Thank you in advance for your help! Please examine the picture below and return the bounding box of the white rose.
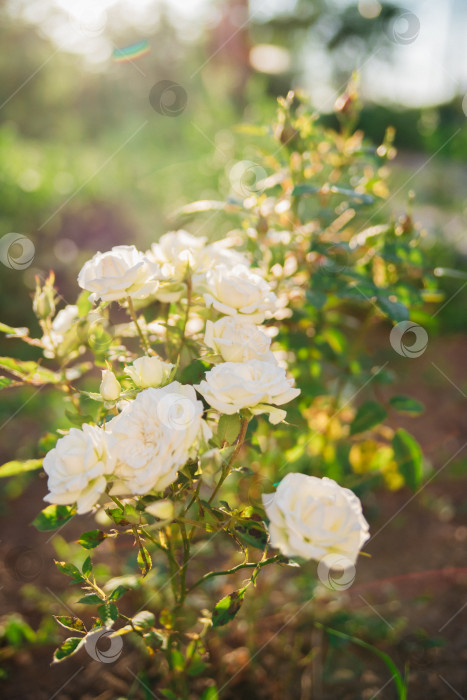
[78,245,161,302]
[198,264,277,323]
[100,369,121,401]
[108,382,211,495]
[149,230,206,282]
[200,238,250,270]
[262,473,370,564]
[42,305,79,358]
[204,317,274,363]
[195,360,300,424]
[43,424,115,514]
[124,356,174,388]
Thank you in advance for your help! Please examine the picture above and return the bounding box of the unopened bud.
[100,369,121,401]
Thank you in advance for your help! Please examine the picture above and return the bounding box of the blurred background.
[1,0,466,456]
[1,1,467,698]
[1,0,466,296]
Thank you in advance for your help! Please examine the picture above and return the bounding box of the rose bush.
[0,91,436,698]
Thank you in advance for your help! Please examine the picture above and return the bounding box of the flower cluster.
[42,230,368,567]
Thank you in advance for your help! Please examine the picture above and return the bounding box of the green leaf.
[0,356,60,384]
[305,289,327,309]
[77,594,103,605]
[98,603,118,626]
[143,629,165,652]
[392,429,423,491]
[54,560,84,583]
[64,409,95,427]
[123,504,140,525]
[187,656,207,677]
[389,395,425,415]
[108,585,129,602]
[318,624,407,700]
[32,504,75,531]
[292,183,373,204]
[76,290,93,317]
[0,459,42,478]
[82,556,92,577]
[201,687,219,700]
[161,690,179,700]
[105,507,128,525]
[350,401,387,436]
[0,322,29,337]
[0,376,20,390]
[170,649,185,672]
[76,529,106,550]
[137,546,152,577]
[235,515,268,551]
[322,328,347,355]
[54,616,86,634]
[376,296,409,322]
[53,637,85,663]
[132,610,155,630]
[291,183,320,196]
[212,587,247,628]
[218,413,242,445]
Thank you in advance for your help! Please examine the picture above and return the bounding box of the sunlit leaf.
[0,458,42,478]
[32,505,75,531]
[53,636,85,663]
[212,587,247,628]
[392,429,423,491]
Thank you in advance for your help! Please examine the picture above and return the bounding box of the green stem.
[126,296,151,354]
[106,492,125,510]
[165,527,181,604]
[178,521,190,605]
[187,555,281,594]
[178,276,192,360]
[208,417,249,504]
